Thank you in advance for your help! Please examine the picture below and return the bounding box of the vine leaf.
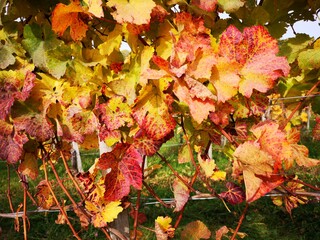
[155,216,175,240]
[312,116,320,140]
[290,144,319,167]
[212,25,290,102]
[233,141,284,202]
[98,96,133,131]
[98,144,143,201]
[83,0,103,18]
[297,45,320,70]
[198,153,216,178]
[219,182,245,205]
[173,177,190,212]
[216,226,229,240]
[192,0,217,12]
[52,0,90,41]
[18,153,39,180]
[181,220,211,240]
[173,77,215,124]
[0,70,35,119]
[14,113,55,142]
[251,120,290,170]
[0,131,27,164]
[107,0,156,25]
[217,0,245,13]
[272,180,308,216]
[85,200,123,227]
[22,24,70,78]
[132,81,176,141]
[35,180,55,209]
[133,129,164,156]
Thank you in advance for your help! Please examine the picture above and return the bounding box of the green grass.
[0,134,319,239]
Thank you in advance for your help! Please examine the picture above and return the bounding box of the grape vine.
[0,0,319,239]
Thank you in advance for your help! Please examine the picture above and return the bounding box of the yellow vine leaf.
[85,200,123,228]
[107,0,156,25]
[83,0,103,18]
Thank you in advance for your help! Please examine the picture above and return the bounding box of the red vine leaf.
[133,129,165,156]
[0,71,35,120]
[0,132,27,164]
[14,113,55,142]
[98,96,133,130]
[171,12,212,69]
[192,0,217,12]
[173,177,190,212]
[98,144,143,201]
[251,120,290,170]
[212,25,290,102]
[219,182,245,205]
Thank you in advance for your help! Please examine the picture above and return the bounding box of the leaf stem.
[59,150,86,201]
[231,203,249,240]
[133,156,146,240]
[6,164,15,214]
[48,158,91,223]
[288,178,320,191]
[156,152,197,193]
[280,80,320,130]
[23,184,28,240]
[41,151,82,240]
[143,181,172,208]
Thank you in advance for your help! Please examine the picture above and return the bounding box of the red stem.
[231,203,249,240]
[156,152,197,193]
[41,152,82,240]
[23,185,28,240]
[280,80,320,130]
[133,156,146,239]
[59,150,86,201]
[143,181,172,208]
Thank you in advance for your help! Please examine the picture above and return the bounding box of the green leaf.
[279,34,312,63]
[0,44,15,69]
[22,24,71,79]
[218,0,245,13]
[298,48,320,70]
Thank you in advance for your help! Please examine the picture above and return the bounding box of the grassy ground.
[0,135,319,239]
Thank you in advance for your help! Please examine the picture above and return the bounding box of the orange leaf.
[18,153,38,180]
[212,25,290,102]
[173,77,215,124]
[52,0,89,41]
[181,220,211,239]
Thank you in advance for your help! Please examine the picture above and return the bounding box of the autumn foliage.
[0,0,320,239]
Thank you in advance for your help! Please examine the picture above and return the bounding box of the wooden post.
[71,142,83,173]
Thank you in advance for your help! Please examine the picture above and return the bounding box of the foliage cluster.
[0,0,320,239]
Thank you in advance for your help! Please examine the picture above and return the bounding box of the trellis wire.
[1,191,319,219]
